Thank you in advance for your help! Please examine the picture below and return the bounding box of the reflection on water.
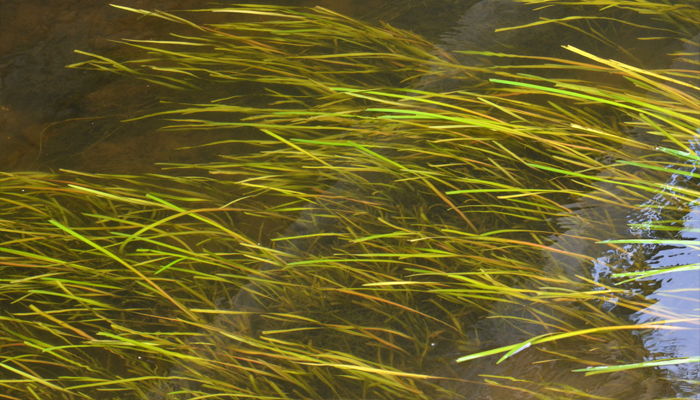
[1,0,698,399]
[626,154,700,394]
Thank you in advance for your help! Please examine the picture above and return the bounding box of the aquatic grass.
[1,172,290,397]
[454,322,691,364]
[2,171,474,399]
[572,356,700,376]
[3,1,699,399]
[68,5,464,94]
[611,263,700,283]
[513,0,700,36]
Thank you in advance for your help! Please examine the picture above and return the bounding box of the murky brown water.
[0,0,473,173]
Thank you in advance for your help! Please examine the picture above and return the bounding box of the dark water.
[0,0,472,173]
[1,0,698,399]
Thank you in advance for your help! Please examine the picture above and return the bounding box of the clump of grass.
[2,2,698,399]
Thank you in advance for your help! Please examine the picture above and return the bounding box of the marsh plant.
[1,1,698,399]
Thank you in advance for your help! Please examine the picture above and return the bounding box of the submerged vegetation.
[1,1,698,399]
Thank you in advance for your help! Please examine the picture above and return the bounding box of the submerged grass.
[2,1,699,399]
